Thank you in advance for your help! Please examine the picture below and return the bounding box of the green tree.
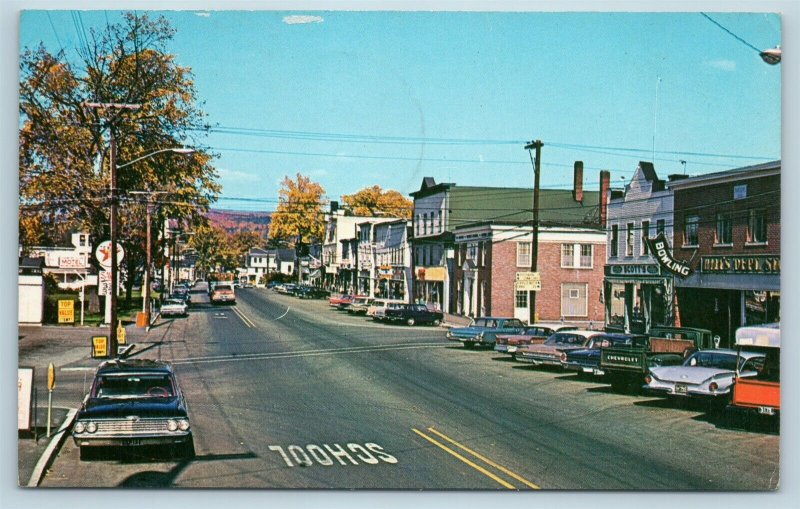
[341,185,412,219]
[268,173,326,247]
[19,12,220,291]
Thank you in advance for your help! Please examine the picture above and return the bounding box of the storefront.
[677,254,780,347]
[603,263,673,333]
[415,266,445,310]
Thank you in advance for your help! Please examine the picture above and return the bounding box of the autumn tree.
[188,224,228,276]
[229,230,265,265]
[341,185,412,219]
[268,174,326,247]
[19,12,220,296]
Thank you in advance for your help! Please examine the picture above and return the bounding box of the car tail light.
[709,382,718,391]
[644,375,652,384]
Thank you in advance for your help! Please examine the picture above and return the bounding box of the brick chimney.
[599,170,611,227]
[573,161,584,203]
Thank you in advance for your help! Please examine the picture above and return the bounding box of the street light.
[117,147,195,169]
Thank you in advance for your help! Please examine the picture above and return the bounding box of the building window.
[467,243,478,264]
[610,225,618,257]
[656,219,665,235]
[580,244,593,268]
[416,214,421,236]
[561,283,588,317]
[423,213,428,235]
[641,220,650,254]
[515,290,528,308]
[516,242,531,267]
[748,209,767,244]
[715,213,733,245]
[684,215,699,246]
[561,244,574,267]
[626,222,635,256]
[734,184,748,200]
[437,211,443,232]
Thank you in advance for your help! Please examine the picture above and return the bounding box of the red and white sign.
[98,271,112,296]
[59,255,86,269]
[96,240,124,268]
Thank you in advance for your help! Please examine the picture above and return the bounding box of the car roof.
[735,324,780,348]
[551,329,606,338]
[96,359,173,375]
[692,348,763,359]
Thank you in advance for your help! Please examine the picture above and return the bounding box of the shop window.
[517,242,531,267]
[641,220,650,254]
[515,290,528,308]
[748,209,767,244]
[561,283,588,317]
[715,213,733,245]
[684,215,699,246]
[626,223,635,256]
[610,225,618,257]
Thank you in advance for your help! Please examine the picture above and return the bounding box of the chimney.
[573,161,584,203]
[599,170,611,227]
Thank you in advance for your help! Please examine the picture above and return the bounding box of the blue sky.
[19,9,782,211]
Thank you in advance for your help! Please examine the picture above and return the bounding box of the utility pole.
[84,102,141,358]
[130,190,166,331]
[525,139,543,325]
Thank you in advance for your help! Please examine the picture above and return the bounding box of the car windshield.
[92,374,175,399]
[164,299,183,306]
[545,333,588,346]
[472,319,496,328]
[683,351,739,370]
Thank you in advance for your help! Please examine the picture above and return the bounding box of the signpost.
[515,271,542,292]
[58,300,75,324]
[91,336,109,358]
[117,321,126,346]
[46,363,55,438]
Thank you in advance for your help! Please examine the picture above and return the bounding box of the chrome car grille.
[97,419,168,434]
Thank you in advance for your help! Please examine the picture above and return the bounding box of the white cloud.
[708,59,737,72]
[194,12,211,18]
[283,15,324,25]
[217,168,259,183]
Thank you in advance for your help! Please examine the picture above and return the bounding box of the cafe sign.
[644,233,693,278]
[701,255,780,275]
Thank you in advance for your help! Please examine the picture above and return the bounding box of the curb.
[26,408,77,487]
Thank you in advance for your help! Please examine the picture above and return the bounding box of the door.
[514,289,530,323]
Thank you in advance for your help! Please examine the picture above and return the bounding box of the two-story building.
[451,164,609,324]
[356,219,412,300]
[670,160,780,346]
[604,162,683,333]
[243,247,296,285]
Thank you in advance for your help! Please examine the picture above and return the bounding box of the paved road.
[38,284,780,489]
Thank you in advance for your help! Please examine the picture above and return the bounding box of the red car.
[495,323,578,360]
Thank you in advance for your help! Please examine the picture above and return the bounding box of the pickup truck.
[383,304,443,326]
[599,326,715,392]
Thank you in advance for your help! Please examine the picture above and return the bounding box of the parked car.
[446,317,526,348]
[72,359,195,460]
[495,323,578,359]
[643,349,765,411]
[267,281,281,290]
[347,297,375,314]
[172,287,191,303]
[730,324,780,418]
[372,302,406,322]
[296,286,330,299]
[367,299,405,318]
[160,298,188,318]
[517,330,606,367]
[210,283,236,304]
[278,283,298,295]
[383,303,444,326]
[562,333,648,376]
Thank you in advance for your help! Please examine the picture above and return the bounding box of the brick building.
[448,163,610,324]
[669,160,780,346]
[454,224,606,325]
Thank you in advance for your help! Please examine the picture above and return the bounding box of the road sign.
[96,240,125,268]
[47,363,55,390]
[117,323,126,346]
[515,272,542,291]
[98,271,111,296]
[91,336,108,358]
[58,300,75,323]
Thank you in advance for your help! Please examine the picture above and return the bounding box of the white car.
[644,349,764,403]
[161,298,188,317]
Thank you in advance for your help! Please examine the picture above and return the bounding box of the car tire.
[432,319,441,326]
[407,318,416,326]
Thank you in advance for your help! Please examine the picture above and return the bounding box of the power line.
[701,12,762,53]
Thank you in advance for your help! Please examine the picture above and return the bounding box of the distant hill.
[207,209,272,237]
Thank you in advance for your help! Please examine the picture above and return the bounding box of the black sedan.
[72,359,195,460]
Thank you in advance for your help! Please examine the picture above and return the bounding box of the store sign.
[96,240,125,268]
[58,300,74,323]
[605,264,661,276]
[59,255,86,269]
[701,255,780,275]
[644,233,693,278]
[515,272,541,291]
[91,336,109,358]
[98,271,112,296]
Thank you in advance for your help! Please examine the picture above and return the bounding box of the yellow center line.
[426,427,540,490]
[231,306,255,328]
[411,428,516,490]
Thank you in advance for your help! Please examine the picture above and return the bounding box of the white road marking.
[268,442,397,467]
[275,307,290,320]
[171,342,447,366]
